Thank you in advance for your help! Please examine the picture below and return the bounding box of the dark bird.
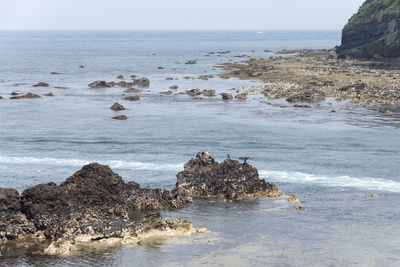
[239,156,251,163]
[227,153,231,160]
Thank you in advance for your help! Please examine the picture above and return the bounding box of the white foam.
[0,156,183,171]
[259,170,400,193]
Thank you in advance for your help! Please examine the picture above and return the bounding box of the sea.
[0,30,400,266]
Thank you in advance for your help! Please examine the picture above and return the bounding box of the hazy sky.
[0,0,365,30]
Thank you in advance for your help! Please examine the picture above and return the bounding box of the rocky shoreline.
[0,152,282,256]
[219,49,400,106]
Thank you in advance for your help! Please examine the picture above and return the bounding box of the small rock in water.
[160,91,173,95]
[110,102,125,110]
[44,92,54,96]
[157,66,165,69]
[50,72,63,75]
[116,75,124,79]
[123,88,141,93]
[123,95,140,101]
[295,205,305,210]
[33,82,49,87]
[169,85,179,89]
[221,93,233,100]
[112,115,128,120]
[294,104,311,108]
[186,89,201,96]
[202,89,216,97]
[287,196,300,204]
[10,93,41,99]
[379,109,392,114]
[185,60,197,65]
[365,193,378,197]
[10,92,19,95]
[235,93,248,100]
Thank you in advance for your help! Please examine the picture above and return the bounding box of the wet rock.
[287,196,300,204]
[0,96,3,99]
[33,82,49,87]
[132,77,150,87]
[0,188,36,242]
[295,205,305,210]
[110,102,125,110]
[10,93,41,99]
[172,151,282,200]
[186,89,201,96]
[88,80,114,88]
[365,193,378,197]
[44,92,54,97]
[286,90,325,103]
[123,95,140,101]
[235,93,248,100]
[116,75,124,79]
[50,72,62,75]
[221,93,233,100]
[54,86,67,89]
[79,65,84,68]
[185,60,197,65]
[293,104,311,108]
[123,88,141,93]
[160,91,173,95]
[379,109,392,114]
[112,115,128,120]
[166,77,174,81]
[157,66,165,70]
[202,89,216,97]
[130,75,137,79]
[10,92,18,95]
[169,85,179,89]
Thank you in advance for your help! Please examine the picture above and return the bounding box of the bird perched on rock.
[227,154,231,160]
[239,156,251,163]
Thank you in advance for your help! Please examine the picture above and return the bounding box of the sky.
[0,0,365,30]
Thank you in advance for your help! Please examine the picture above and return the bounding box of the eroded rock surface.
[173,152,282,200]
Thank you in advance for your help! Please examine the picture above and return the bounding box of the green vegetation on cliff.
[345,0,400,28]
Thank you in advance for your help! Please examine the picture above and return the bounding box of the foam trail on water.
[260,170,400,193]
[0,156,183,171]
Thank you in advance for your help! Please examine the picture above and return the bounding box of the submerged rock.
[185,60,197,65]
[33,82,49,87]
[10,93,41,99]
[172,152,282,200]
[123,95,140,101]
[112,115,128,120]
[124,88,141,93]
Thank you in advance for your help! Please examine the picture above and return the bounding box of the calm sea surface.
[0,31,400,266]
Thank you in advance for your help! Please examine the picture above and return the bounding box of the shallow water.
[1,30,400,266]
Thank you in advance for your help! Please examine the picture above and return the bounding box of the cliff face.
[337,1,400,59]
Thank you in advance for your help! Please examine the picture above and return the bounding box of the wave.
[0,156,183,171]
[259,170,400,193]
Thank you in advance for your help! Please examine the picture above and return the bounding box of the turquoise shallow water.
[0,31,400,266]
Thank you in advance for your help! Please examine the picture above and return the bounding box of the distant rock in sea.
[337,0,400,59]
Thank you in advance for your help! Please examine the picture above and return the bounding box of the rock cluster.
[10,93,41,99]
[88,77,150,88]
[0,152,282,255]
[172,152,282,200]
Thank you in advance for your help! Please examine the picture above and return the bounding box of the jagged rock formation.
[337,0,400,59]
[0,153,281,255]
[173,152,282,200]
[1,163,193,254]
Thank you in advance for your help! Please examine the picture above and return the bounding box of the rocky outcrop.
[172,152,282,200]
[337,1,400,59]
[1,163,193,254]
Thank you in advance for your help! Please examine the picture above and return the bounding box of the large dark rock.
[337,2,400,59]
[19,163,190,241]
[172,152,282,200]
[0,188,36,242]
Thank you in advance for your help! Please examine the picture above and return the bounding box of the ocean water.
[1,30,400,266]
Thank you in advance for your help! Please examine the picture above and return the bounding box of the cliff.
[337,0,400,59]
